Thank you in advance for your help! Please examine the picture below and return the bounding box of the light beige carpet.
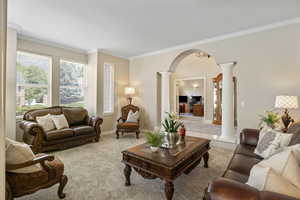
[19,133,233,200]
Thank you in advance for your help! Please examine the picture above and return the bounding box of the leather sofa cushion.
[72,125,94,136]
[45,128,74,141]
[6,156,64,196]
[227,154,261,176]
[63,107,88,126]
[23,107,62,121]
[117,122,139,129]
[235,144,263,159]
[223,170,249,183]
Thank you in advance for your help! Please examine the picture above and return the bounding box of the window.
[16,51,51,116]
[103,63,114,114]
[59,60,86,107]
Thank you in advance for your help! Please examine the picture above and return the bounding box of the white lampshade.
[275,96,299,109]
[124,87,135,95]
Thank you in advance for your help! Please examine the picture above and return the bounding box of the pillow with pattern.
[254,129,293,158]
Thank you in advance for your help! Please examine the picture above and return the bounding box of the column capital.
[218,61,237,70]
[159,71,172,76]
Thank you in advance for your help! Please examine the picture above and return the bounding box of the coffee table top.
[122,136,210,167]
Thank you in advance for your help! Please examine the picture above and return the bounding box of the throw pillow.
[254,129,281,158]
[259,149,300,188]
[6,138,41,173]
[126,110,139,123]
[285,144,300,165]
[51,114,69,130]
[254,129,293,158]
[36,114,56,132]
[247,164,300,199]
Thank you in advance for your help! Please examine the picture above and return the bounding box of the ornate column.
[160,71,171,120]
[219,62,236,142]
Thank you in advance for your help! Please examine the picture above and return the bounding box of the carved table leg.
[58,175,68,199]
[124,164,132,186]
[203,152,209,168]
[165,181,174,200]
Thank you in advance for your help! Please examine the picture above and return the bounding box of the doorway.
[174,77,206,119]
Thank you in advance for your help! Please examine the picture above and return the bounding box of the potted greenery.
[161,112,182,149]
[146,131,163,152]
[259,111,280,129]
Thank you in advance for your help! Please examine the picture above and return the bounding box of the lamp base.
[281,109,294,132]
[127,97,132,105]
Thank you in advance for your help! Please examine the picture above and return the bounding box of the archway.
[158,49,237,142]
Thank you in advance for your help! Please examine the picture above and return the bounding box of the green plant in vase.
[259,111,280,129]
[161,112,182,148]
[146,131,163,152]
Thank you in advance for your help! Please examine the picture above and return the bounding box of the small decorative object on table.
[259,111,280,129]
[161,112,182,149]
[178,124,186,145]
[275,95,299,132]
[146,130,163,153]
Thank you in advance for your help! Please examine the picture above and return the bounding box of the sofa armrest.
[240,128,260,146]
[88,116,103,141]
[19,120,44,136]
[206,178,298,200]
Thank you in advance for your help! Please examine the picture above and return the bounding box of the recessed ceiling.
[8,0,300,58]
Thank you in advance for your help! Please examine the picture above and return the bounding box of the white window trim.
[103,63,115,115]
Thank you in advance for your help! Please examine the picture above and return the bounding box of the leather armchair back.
[121,104,139,121]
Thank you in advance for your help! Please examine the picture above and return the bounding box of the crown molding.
[129,17,300,60]
[18,34,88,54]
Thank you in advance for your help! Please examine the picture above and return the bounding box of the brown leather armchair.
[116,104,140,139]
[204,122,300,200]
[19,106,103,153]
[6,154,67,200]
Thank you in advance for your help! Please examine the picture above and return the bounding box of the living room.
[1,1,300,200]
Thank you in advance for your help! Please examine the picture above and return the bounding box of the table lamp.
[275,95,299,131]
[125,86,135,104]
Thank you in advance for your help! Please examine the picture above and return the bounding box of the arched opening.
[157,49,237,142]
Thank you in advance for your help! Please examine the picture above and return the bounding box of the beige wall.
[130,23,300,133]
[0,0,7,198]
[98,52,130,132]
[6,28,17,139]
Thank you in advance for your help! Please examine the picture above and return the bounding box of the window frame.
[58,59,87,107]
[16,50,52,117]
[103,62,115,115]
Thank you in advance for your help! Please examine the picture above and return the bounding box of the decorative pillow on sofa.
[254,129,293,158]
[6,138,41,173]
[51,114,69,130]
[247,165,300,198]
[247,149,300,198]
[36,114,56,132]
[126,110,139,123]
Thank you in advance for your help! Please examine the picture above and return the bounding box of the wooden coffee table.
[122,136,210,200]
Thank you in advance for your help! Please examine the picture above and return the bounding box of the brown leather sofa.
[204,122,300,200]
[20,106,103,153]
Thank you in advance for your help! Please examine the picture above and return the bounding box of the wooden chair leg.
[58,175,68,199]
[136,131,140,139]
[116,130,119,139]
